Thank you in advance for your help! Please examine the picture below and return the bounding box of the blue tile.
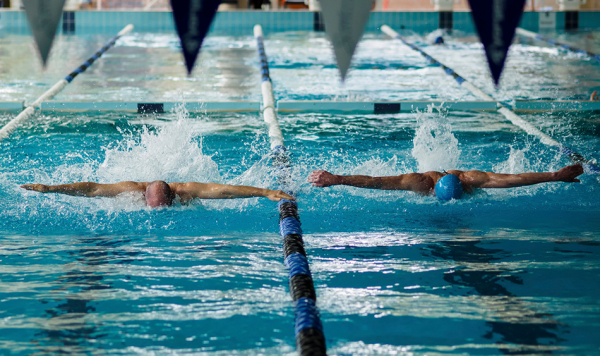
[454,12,475,33]
[0,11,29,34]
[3,10,599,36]
[556,11,565,30]
[580,12,600,30]
[519,12,538,32]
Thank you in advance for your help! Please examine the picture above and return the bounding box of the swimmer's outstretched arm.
[177,183,294,201]
[308,170,433,194]
[461,164,584,189]
[21,181,146,197]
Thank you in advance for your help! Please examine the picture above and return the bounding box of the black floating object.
[467,0,525,86]
[374,103,400,114]
[138,103,164,114]
[170,0,222,75]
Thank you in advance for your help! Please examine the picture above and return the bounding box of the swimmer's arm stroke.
[177,183,294,202]
[20,181,146,197]
[461,164,584,189]
[308,170,433,194]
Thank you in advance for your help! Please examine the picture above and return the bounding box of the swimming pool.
[1,30,600,355]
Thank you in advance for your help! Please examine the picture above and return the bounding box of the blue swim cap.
[435,174,463,201]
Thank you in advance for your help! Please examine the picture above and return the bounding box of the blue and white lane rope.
[254,24,327,356]
[0,24,134,143]
[64,25,134,82]
[254,25,284,150]
[381,25,600,175]
[516,28,600,62]
[279,199,326,355]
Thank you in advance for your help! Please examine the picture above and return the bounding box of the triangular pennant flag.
[319,0,373,81]
[22,0,66,67]
[170,0,222,75]
[467,0,525,86]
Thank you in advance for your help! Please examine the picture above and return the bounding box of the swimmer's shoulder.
[112,181,149,192]
[168,182,207,191]
[168,182,204,203]
[422,171,446,183]
[446,170,480,193]
[168,182,187,193]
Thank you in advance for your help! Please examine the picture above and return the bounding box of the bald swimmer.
[21,180,293,207]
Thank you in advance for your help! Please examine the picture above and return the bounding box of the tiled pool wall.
[0,10,599,36]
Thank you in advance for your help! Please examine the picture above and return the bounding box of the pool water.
[1,30,600,103]
[1,31,600,355]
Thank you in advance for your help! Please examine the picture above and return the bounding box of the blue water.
[1,31,600,355]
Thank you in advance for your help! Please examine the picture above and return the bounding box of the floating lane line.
[255,25,283,150]
[381,24,600,175]
[37,101,260,113]
[0,24,134,143]
[254,24,327,356]
[2,101,599,113]
[516,28,600,62]
[277,100,498,112]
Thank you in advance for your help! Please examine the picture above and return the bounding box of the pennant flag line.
[319,0,373,81]
[170,0,222,75]
[467,0,525,86]
[22,0,67,67]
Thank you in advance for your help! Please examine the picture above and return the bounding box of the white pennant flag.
[22,0,66,67]
[319,0,373,81]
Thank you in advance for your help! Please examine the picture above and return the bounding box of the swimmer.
[21,180,294,207]
[308,164,584,200]
[591,91,599,101]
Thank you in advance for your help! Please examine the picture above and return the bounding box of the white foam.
[493,146,533,174]
[96,104,221,184]
[425,29,448,44]
[411,107,461,172]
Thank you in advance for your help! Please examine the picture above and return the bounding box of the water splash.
[489,145,570,197]
[411,108,461,172]
[493,146,533,174]
[97,104,221,184]
[352,155,402,177]
[425,29,449,45]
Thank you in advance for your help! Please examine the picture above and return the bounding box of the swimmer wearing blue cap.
[308,164,584,200]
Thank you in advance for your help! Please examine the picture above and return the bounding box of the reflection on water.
[428,239,564,355]
[214,47,256,98]
[34,237,140,354]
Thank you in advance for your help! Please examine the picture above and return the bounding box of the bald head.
[145,181,174,207]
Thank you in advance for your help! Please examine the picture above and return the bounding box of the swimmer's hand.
[267,189,295,201]
[21,184,49,193]
[554,164,584,183]
[308,170,340,187]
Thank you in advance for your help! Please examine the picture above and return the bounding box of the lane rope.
[254,24,327,356]
[381,25,599,175]
[254,25,284,150]
[0,24,134,143]
[516,28,600,62]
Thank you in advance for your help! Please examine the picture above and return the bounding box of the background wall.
[7,0,600,11]
[384,0,600,11]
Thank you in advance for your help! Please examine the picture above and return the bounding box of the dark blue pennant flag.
[170,0,221,75]
[467,0,525,86]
